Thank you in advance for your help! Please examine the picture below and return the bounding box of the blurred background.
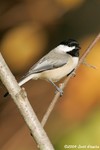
[0,0,100,149]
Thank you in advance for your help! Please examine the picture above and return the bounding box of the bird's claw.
[55,87,63,96]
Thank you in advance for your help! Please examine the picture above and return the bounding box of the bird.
[4,39,80,97]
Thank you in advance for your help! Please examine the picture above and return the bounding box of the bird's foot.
[55,87,63,96]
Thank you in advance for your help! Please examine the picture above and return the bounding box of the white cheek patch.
[57,45,75,52]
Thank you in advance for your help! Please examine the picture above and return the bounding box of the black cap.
[60,39,81,49]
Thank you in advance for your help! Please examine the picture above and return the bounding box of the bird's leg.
[48,79,63,96]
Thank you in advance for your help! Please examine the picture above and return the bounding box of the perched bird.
[4,39,80,97]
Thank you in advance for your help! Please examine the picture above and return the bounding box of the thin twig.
[41,33,100,127]
[82,61,97,69]
[0,53,54,150]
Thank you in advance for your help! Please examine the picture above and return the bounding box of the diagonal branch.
[41,33,100,127]
[0,53,54,150]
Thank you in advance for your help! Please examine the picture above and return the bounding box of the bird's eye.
[70,43,79,47]
[68,43,72,47]
[68,43,75,47]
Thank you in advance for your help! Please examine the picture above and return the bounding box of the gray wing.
[23,50,69,78]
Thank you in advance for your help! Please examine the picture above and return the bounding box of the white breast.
[39,56,79,82]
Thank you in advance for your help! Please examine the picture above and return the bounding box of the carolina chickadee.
[4,39,80,97]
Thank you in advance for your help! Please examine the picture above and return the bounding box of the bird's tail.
[4,74,34,97]
[18,74,34,86]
